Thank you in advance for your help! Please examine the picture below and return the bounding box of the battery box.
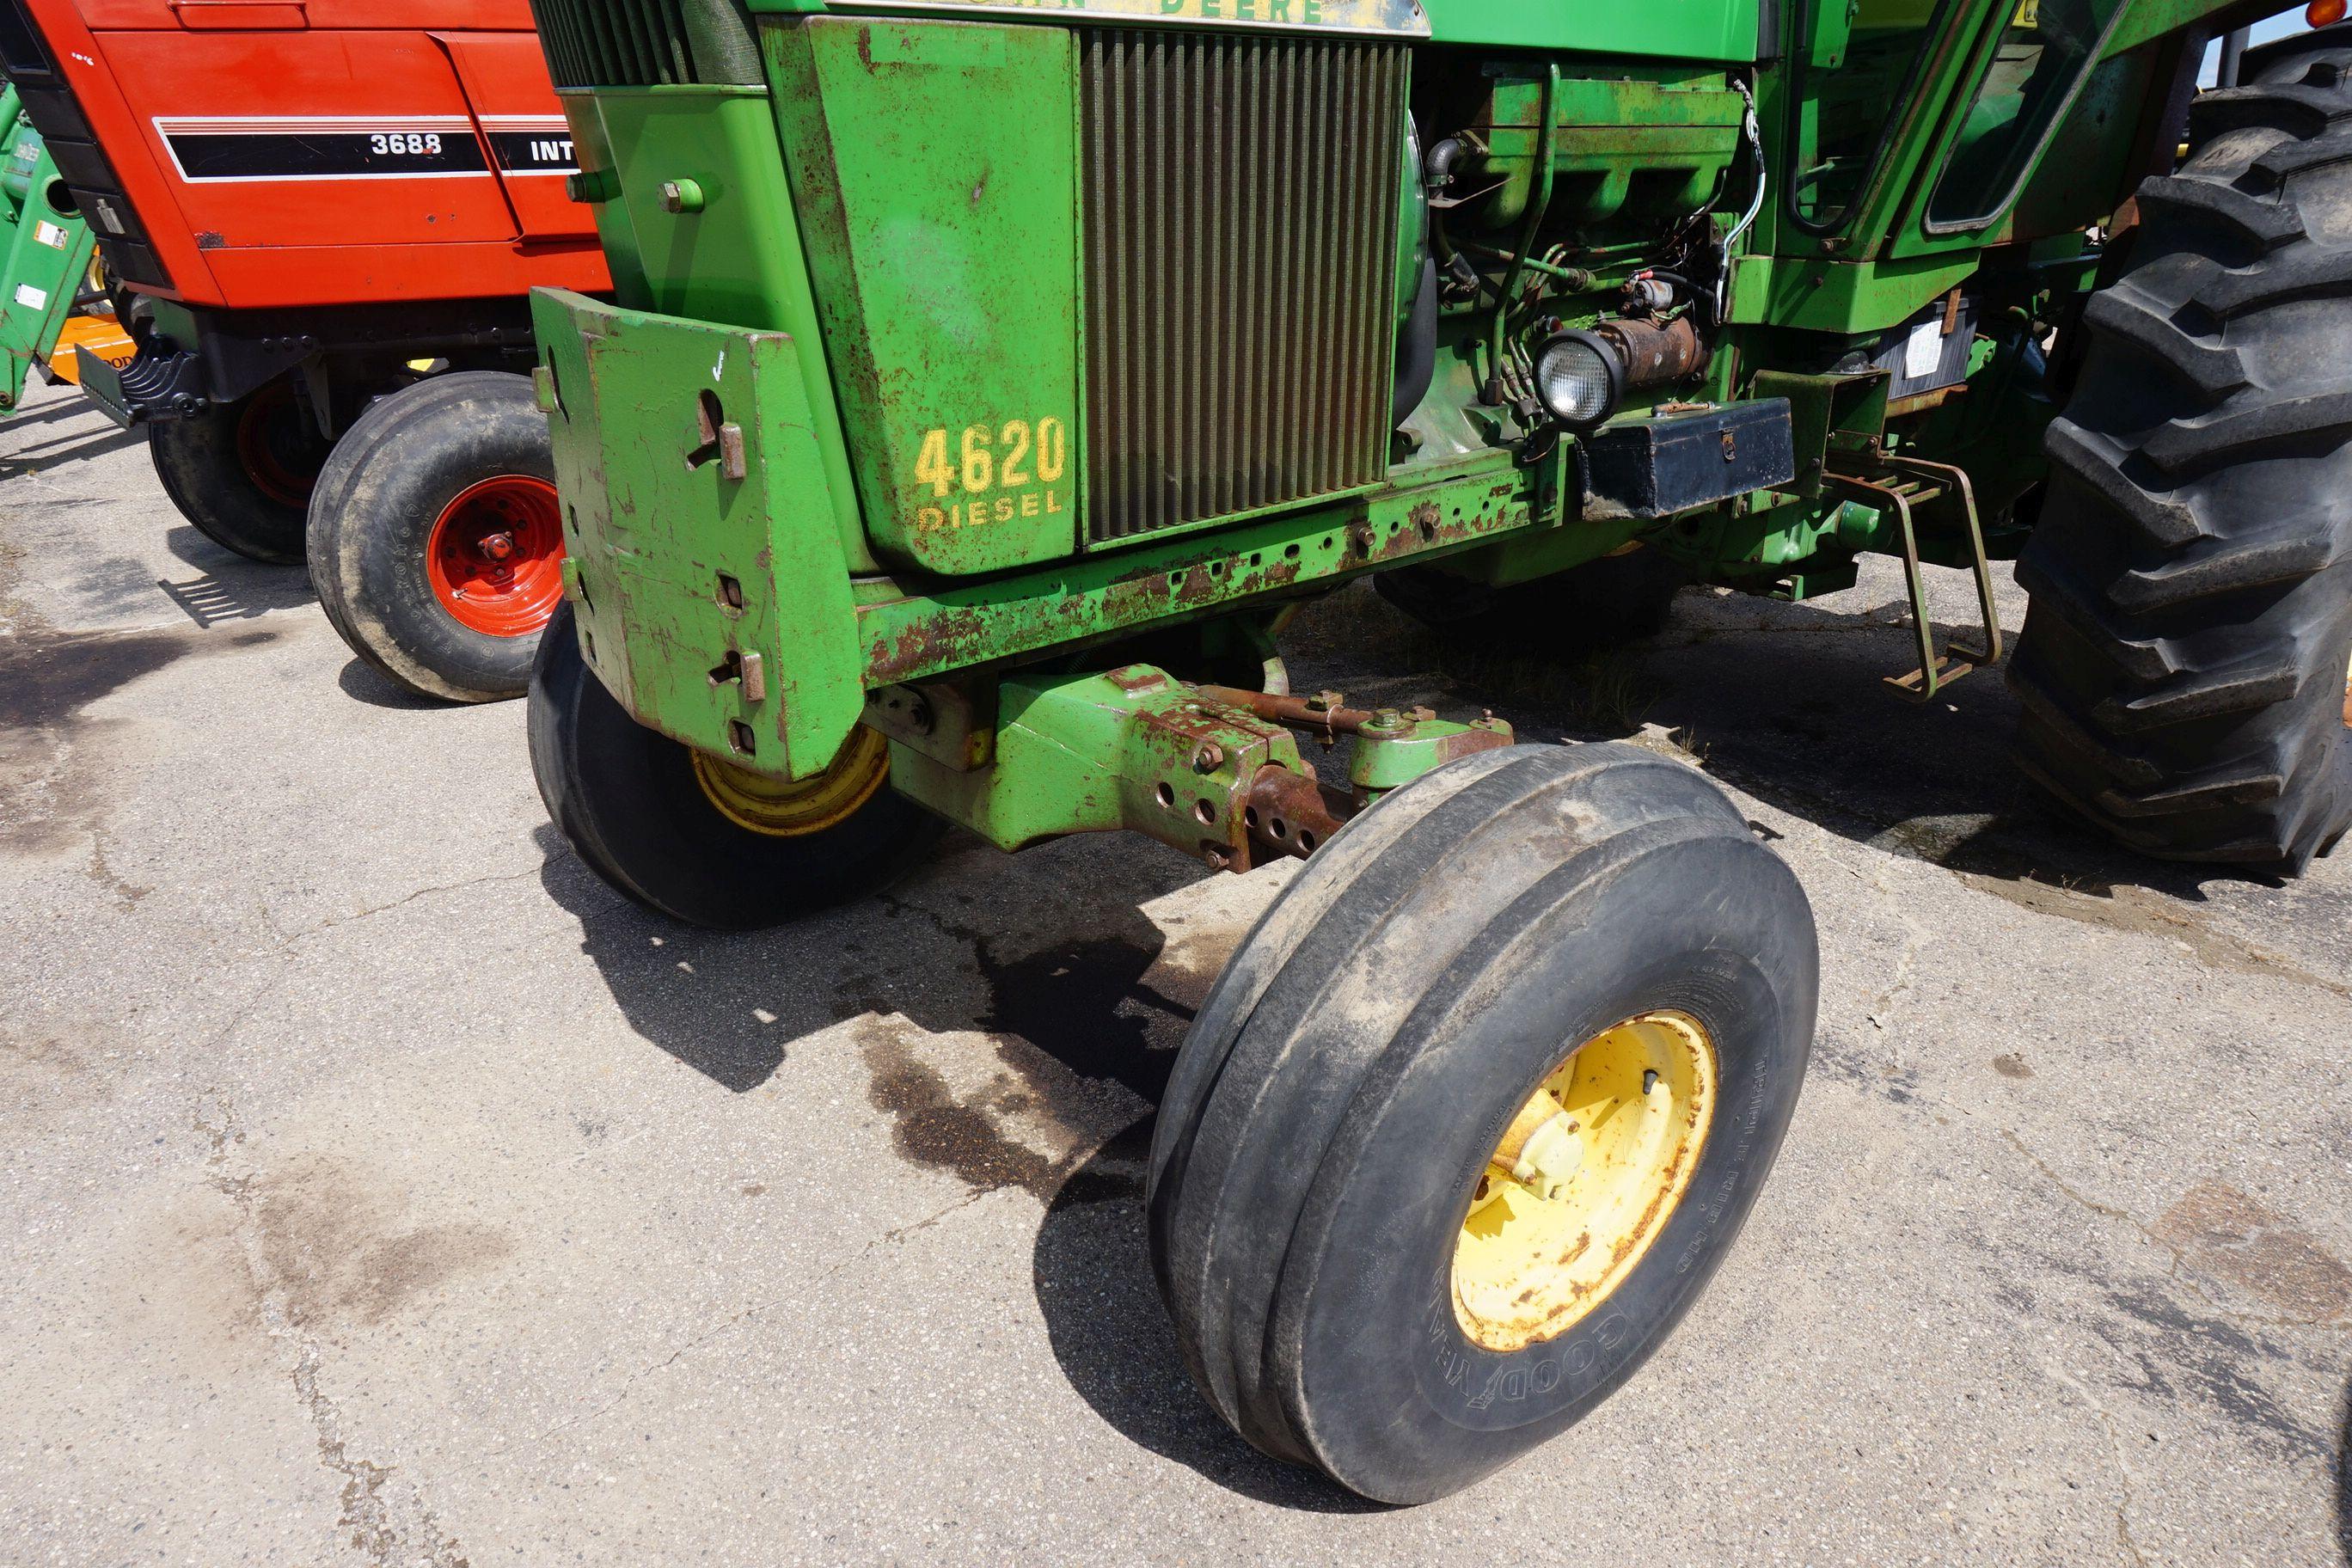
[1580,397,1797,520]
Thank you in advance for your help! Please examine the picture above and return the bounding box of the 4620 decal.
[913,416,1069,530]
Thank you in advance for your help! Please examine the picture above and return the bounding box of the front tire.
[148,380,329,564]
[308,371,567,703]
[1148,743,1816,1504]
[2009,28,2352,869]
[528,603,946,929]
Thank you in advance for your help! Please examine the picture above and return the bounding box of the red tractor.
[0,0,606,700]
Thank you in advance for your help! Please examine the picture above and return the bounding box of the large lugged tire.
[1148,743,1816,1504]
[528,603,947,929]
[1374,547,1686,656]
[147,380,330,564]
[2008,28,2352,870]
[308,372,565,703]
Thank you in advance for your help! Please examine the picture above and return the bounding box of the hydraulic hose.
[1488,63,1559,401]
[1717,79,1767,322]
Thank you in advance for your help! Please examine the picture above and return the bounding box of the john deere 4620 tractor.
[516,0,2349,1502]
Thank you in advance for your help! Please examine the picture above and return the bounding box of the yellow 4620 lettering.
[914,416,1070,531]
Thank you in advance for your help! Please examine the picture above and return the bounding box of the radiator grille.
[1081,30,1405,543]
[526,0,760,89]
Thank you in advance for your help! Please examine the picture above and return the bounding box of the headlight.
[1533,330,1622,429]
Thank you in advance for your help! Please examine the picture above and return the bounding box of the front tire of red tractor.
[528,603,947,930]
[307,371,567,703]
[147,380,330,565]
[1148,743,1816,1504]
[2008,28,2352,870]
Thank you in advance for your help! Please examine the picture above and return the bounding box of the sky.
[2198,9,2320,85]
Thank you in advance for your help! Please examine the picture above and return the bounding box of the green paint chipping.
[771,17,1083,574]
[536,286,867,781]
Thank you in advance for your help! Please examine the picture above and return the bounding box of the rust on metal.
[1106,665,1172,695]
[1245,765,1351,861]
[1196,683,1379,736]
[1592,314,1706,390]
[858,478,1537,689]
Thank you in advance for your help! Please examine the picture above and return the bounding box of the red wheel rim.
[425,475,566,638]
[234,383,327,508]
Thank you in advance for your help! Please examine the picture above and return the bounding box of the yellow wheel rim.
[689,724,891,838]
[1452,1011,1718,1353]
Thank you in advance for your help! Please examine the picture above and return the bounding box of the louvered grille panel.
[1081,30,1404,543]
[528,0,696,88]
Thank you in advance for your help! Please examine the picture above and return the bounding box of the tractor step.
[1827,452,2005,703]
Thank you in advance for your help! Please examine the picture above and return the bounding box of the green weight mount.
[875,665,1515,869]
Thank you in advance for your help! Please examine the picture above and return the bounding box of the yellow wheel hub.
[689,724,891,837]
[1452,1011,1718,1353]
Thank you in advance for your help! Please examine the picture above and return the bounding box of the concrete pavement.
[2,377,2347,1565]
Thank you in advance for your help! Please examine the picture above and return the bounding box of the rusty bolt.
[1191,743,1225,775]
[1203,847,1232,872]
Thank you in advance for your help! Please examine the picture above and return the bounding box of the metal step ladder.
[1825,452,2004,702]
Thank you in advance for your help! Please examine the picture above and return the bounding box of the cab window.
[1926,0,2130,227]
[1786,0,1947,234]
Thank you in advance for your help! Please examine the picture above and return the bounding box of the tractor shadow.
[1291,576,2281,913]
[534,818,1375,1507]
[1031,1124,1385,1514]
[3,393,113,431]
[0,420,144,477]
[530,574,2317,1514]
[334,658,454,709]
[530,824,856,1091]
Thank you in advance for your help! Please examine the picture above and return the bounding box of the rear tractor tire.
[147,379,331,565]
[1148,742,1816,1503]
[528,603,946,929]
[308,371,567,703]
[2009,27,2352,869]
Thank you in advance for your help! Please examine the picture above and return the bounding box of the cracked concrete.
[3,379,2349,1564]
[198,1096,475,1566]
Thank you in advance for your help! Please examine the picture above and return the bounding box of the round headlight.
[1534,330,1622,429]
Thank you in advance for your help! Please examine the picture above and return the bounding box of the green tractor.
[517,0,2349,1502]
[0,80,95,414]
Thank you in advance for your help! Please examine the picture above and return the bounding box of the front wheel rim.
[233,384,325,508]
[689,725,891,838]
[1452,1010,1718,1353]
[426,475,566,638]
